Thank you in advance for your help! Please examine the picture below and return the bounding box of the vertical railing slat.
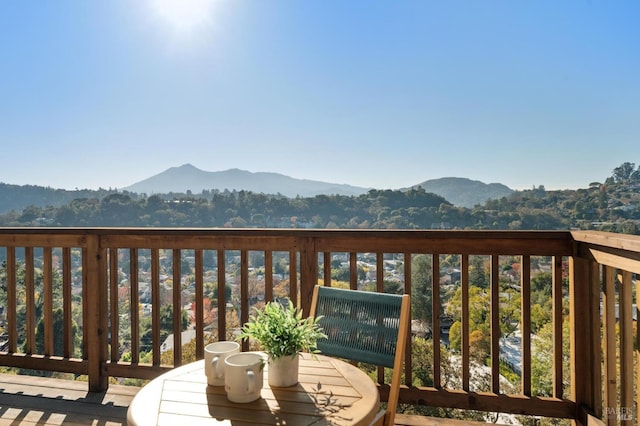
[589,260,602,419]
[173,248,182,366]
[63,247,72,358]
[299,237,316,315]
[569,256,599,425]
[461,254,470,391]
[217,250,226,342]
[490,254,500,393]
[194,249,204,359]
[130,248,140,364]
[43,247,54,356]
[349,252,357,290]
[240,250,249,352]
[323,252,331,287]
[289,250,298,305]
[619,271,633,426]
[521,255,531,396]
[6,246,17,353]
[98,243,109,387]
[636,275,640,426]
[151,249,161,366]
[376,252,384,293]
[404,252,412,386]
[82,246,88,360]
[376,252,384,384]
[109,248,119,362]
[86,234,108,391]
[25,247,35,354]
[552,255,563,399]
[432,253,441,389]
[602,265,617,426]
[265,251,273,303]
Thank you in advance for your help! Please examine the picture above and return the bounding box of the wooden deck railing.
[0,228,637,425]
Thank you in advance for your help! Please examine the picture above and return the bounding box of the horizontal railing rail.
[0,228,637,425]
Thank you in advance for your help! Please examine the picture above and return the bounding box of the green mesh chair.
[310,285,410,426]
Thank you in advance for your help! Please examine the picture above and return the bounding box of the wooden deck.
[1,229,627,425]
[0,374,139,425]
[0,374,490,426]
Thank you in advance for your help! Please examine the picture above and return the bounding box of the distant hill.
[2,162,639,233]
[0,165,514,214]
[124,165,513,206]
[409,177,513,208]
[122,164,372,198]
[0,183,116,215]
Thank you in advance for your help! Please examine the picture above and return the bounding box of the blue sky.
[1,1,639,192]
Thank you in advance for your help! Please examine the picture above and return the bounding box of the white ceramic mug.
[204,341,240,386]
[224,352,264,403]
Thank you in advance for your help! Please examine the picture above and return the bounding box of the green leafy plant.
[238,299,327,360]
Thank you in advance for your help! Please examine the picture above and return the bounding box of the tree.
[35,308,81,357]
[410,336,437,387]
[206,282,231,304]
[530,303,551,332]
[411,255,433,323]
[469,256,488,289]
[446,286,492,363]
[467,329,490,365]
[531,319,570,397]
[18,307,81,377]
[446,286,490,329]
[448,321,462,351]
[331,265,350,282]
[159,304,189,336]
[499,290,520,338]
[612,162,636,183]
[531,271,551,293]
[190,297,216,325]
[140,304,190,352]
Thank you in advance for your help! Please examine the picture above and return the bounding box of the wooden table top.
[126,352,380,426]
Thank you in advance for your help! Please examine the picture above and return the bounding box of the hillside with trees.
[0,183,118,215]
[1,162,639,234]
[3,164,639,423]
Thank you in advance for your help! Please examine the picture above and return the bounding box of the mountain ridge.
[123,164,512,207]
[0,164,514,213]
[122,164,373,198]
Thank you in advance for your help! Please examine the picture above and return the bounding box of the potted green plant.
[238,299,326,387]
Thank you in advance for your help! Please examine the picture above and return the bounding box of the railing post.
[298,236,318,316]
[85,234,109,392]
[569,255,601,425]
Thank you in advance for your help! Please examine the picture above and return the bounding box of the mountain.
[122,164,372,198]
[124,165,513,206]
[0,166,514,214]
[410,177,513,208]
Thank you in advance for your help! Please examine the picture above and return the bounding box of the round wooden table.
[127,352,380,426]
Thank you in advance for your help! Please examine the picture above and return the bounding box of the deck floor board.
[0,373,490,425]
[0,373,139,425]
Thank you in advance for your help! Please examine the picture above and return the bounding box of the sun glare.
[149,0,217,34]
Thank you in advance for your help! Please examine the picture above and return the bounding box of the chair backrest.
[310,285,410,426]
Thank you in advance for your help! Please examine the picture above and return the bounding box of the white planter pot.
[268,354,299,387]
